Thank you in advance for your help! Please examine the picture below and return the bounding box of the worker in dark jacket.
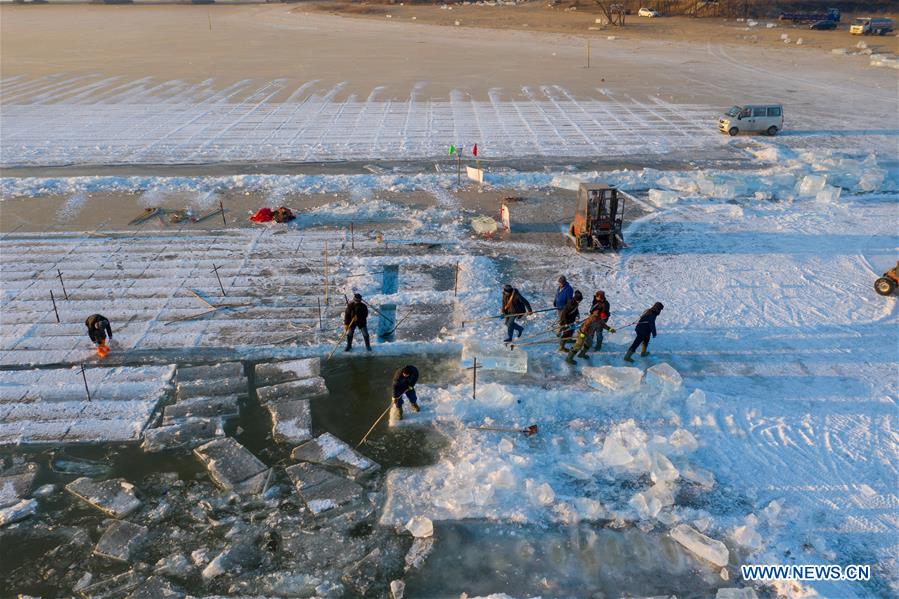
[391,364,420,421]
[624,302,664,362]
[501,284,533,342]
[343,293,371,352]
[565,306,610,364]
[558,290,583,351]
[589,291,612,352]
[553,276,574,314]
[85,314,112,356]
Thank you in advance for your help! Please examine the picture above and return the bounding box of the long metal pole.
[50,290,60,323]
[212,263,226,297]
[80,365,92,402]
[473,356,477,400]
[57,269,68,300]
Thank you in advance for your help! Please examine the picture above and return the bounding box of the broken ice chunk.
[202,543,262,580]
[645,363,682,390]
[390,579,406,599]
[405,515,434,538]
[405,536,435,570]
[0,462,38,508]
[470,215,498,234]
[648,189,679,206]
[342,548,381,596]
[670,523,730,568]
[194,438,269,494]
[815,185,842,203]
[176,377,247,400]
[650,452,679,483]
[599,435,633,467]
[0,498,37,526]
[142,418,222,453]
[66,477,141,518]
[284,462,363,515]
[177,362,243,382]
[680,465,715,489]
[667,429,698,454]
[94,520,148,562]
[583,365,643,394]
[266,399,312,445]
[716,589,759,599]
[797,174,827,197]
[124,575,183,599]
[255,358,321,387]
[257,377,328,403]
[461,339,528,373]
[162,395,238,424]
[290,433,379,479]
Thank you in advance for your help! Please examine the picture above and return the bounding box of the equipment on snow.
[874,261,899,296]
[568,183,627,252]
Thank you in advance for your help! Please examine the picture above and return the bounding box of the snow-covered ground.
[2,77,897,167]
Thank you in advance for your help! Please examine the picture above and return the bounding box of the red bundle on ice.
[250,207,274,222]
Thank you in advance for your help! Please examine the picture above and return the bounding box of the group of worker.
[503,275,663,364]
[82,278,663,424]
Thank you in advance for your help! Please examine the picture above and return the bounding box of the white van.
[718,104,784,136]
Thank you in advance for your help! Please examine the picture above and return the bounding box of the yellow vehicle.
[850,18,894,35]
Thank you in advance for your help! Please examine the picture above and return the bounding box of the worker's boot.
[623,350,635,363]
[640,342,650,357]
[390,405,403,422]
[365,340,372,351]
[565,350,577,365]
[410,403,420,413]
[558,338,572,352]
[577,348,590,360]
[344,343,351,352]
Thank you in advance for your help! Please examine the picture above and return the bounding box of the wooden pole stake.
[350,222,355,251]
[212,263,226,297]
[323,242,330,307]
[57,269,68,300]
[80,365,92,402]
[473,356,478,400]
[219,199,226,225]
[317,297,323,332]
[586,38,591,68]
[50,290,60,323]
[454,262,460,297]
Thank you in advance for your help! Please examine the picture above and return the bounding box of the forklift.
[567,183,626,252]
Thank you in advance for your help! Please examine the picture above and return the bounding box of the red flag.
[472,144,478,157]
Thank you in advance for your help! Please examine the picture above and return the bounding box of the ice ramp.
[0,365,175,446]
[461,339,527,374]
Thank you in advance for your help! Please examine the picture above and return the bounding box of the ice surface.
[0,498,37,526]
[405,515,434,538]
[255,358,321,387]
[670,524,730,568]
[265,399,312,445]
[290,432,380,479]
[461,339,528,373]
[79,569,145,599]
[285,462,364,515]
[93,520,148,562]
[256,377,329,403]
[124,576,182,599]
[680,465,715,489]
[645,363,683,390]
[667,429,698,454]
[66,477,141,518]
[342,548,381,596]
[194,438,269,494]
[686,389,706,412]
[154,552,194,580]
[732,520,763,550]
[527,480,556,506]
[141,418,222,452]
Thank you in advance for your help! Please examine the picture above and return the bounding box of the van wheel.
[875,277,896,296]
[728,127,738,136]
[766,126,779,136]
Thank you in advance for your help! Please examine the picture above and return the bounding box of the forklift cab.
[569,183,625,252]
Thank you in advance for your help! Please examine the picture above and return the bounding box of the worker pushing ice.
[590,290,611,352]
[565,304,614,364]
[624,302,664,362]
[343,293,371,352]
[85,314,112,358]
[501,284,533,343]
[390,364,420,422]
[558,289,583,351]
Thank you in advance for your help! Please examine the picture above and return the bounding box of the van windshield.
[725,106,742,117]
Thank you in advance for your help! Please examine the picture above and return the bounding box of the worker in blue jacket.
[553,276,574,315]
[624,302,664,362]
